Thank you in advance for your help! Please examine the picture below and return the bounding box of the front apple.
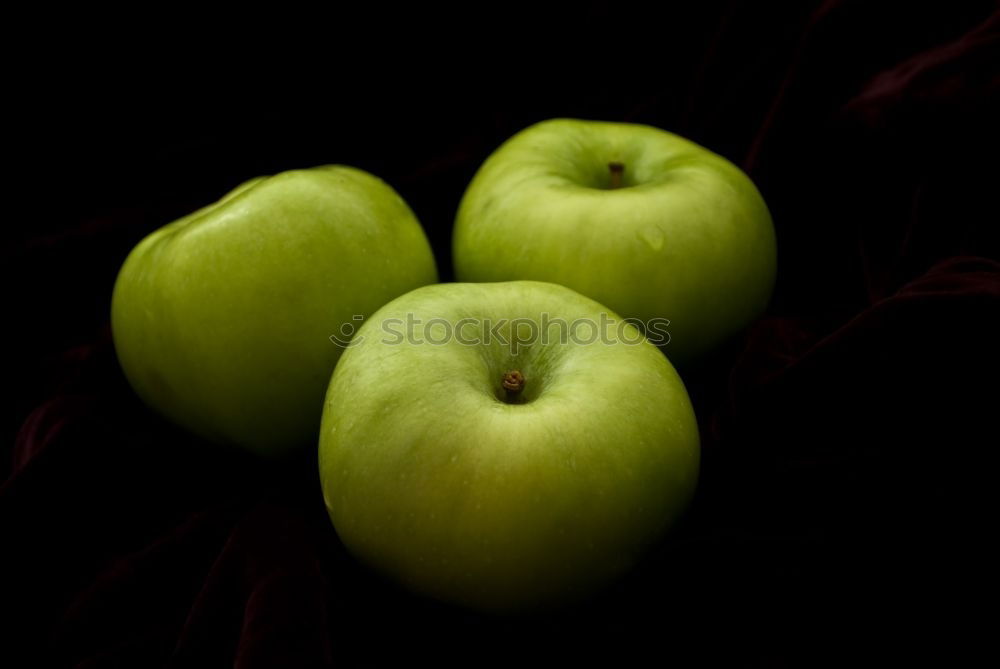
[319,281,699,612]
[112,165,437,456]
[453,118,777,364]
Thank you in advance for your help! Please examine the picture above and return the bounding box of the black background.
[4,2,999,666]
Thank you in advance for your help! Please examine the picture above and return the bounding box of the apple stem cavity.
[608,162,625,189]
[502,370,525,403]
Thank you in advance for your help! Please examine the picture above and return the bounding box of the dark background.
[4,1,999,666]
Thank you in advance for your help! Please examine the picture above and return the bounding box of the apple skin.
[112,166,437,456]
[453,118,777,364]
[319,281,699,612]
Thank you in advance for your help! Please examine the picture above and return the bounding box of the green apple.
[453,118,777,364]
[112,165,437,456]
[319,280,699,611]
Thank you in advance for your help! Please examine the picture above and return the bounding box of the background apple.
[453,118,777,364]
[319,280,700,612]
[112,165,437,456]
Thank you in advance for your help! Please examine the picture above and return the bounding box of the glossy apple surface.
[453,118,777,364]
[319,281,699,611]
[112,166,437,456]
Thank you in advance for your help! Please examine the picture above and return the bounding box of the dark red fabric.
[5,2,998,665]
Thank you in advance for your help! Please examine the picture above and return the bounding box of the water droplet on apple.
[638,225,665,251]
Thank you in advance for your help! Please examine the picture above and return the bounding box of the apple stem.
[502,370,525,402]
[608,162,625,189]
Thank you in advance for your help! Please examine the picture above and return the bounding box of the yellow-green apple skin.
[111,166,437,456]
[453,118,777,364]
[319,281,700,612]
